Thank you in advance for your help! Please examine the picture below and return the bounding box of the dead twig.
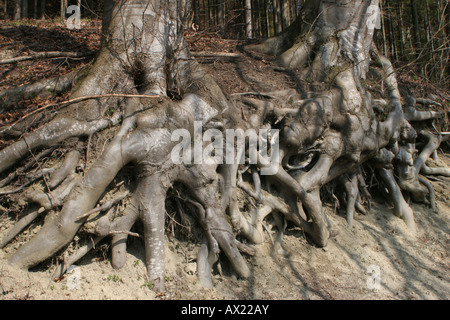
[76,191,130,220]
[23,137,56,203]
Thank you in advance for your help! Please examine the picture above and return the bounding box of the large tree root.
[0,206,44,249]
[394,128,450,211]
[3,91,248,292]
[0,115,121,174]
[378,168,416,234]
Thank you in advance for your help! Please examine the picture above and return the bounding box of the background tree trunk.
[265,0,271,37]
[60,0,67,21]
[40,0,45,19]
[273,0,282,34]
[21,0,27,18]
[218,0,224,31]
[33,0,38,18]
[281,0,290,29]
[411,0,421,56]
[245,0,253,39]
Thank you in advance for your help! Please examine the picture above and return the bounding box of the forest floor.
[0,20,449,300]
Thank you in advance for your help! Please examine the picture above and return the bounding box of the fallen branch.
[232,92,276,99]
[418,176,437,213]
[76,192,130,220]
[191,51,240,60]
[0,51,95,65]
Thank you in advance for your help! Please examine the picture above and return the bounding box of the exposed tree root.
[0,147,55,188]
[378,168,416,234]
[0,115,121,174]
[418,176,438,213]
[0,206,44,249]
[421,165,450,177]
[47,150,81,189]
